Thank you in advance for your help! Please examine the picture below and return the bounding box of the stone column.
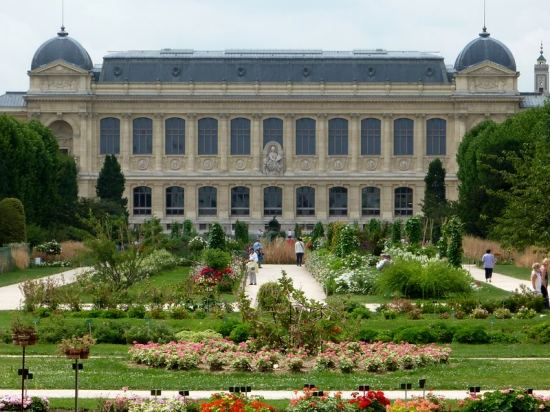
[186,114,196,171]
[121,113,131,170]
[317,114,327,172]
[284,114,294,173]
[381,183,393,220]
[154,113,164,171]
[350,114,360,172]
[185,183,197,220]
[414,115,425,172]
[252,114,261,172]
[283,184,294,220]
[316,184,327,220]
[219,115,228,171]
[348,184,360,220]
[382,114,393,172]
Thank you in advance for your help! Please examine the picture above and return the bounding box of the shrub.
[404,216,422,245]
[201,248,231,270]
[453,325,490,344]
[356,328,379,342]
[391,220,402,244]
[515,306,537,319]
[207,223,226,250]
[256,282,288,311]
[188,236,207,253]
[394,326,437,344]
[216,320,240,337]
[334,225,359,257]
[127,305,146,319]
[443,216,463,267]
[234,220,249,245]
[461,388,538,412]
[231,354,252,371]
[311,221,325,243]
[229,324,251,343]
[175,329,222,342]
[350,306,372,319]
[0,197,26,245]
[527,322,550,343]
[470,306,489,319]
[124,323,175,344]
[493,307,512,319]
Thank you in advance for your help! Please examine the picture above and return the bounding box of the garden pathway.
[462,264,531,292]
[245,264,326,307]
[0,266,91,310]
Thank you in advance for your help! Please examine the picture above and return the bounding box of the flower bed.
[129,339,451,373]
[0,395,49,411]
[288,389,390,412]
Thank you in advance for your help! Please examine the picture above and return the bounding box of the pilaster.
[350,114,360,172]
[185,183,197,220]
[348,184,360,219]
[219,114,228,171]
[283,184,294,220]
[121,113,131,170]
[317,114,327,171]
[218,184,229,219]
[252,114,261,172]
[381,183,393,220]
[382,114,393,172]
[251,184,262,219]
[186,113,196,171]
[414,115,425,172]
[316,184,327,220]
[154,113,164,171]
[151,183,163,218]
[284,114,294,172]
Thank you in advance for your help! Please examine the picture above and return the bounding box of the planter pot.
[12,332,38,346]
[64,348,90,359]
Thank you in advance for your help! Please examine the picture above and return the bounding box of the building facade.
[2,25,544,232]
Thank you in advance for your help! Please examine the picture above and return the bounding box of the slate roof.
[31,27,93,71]
[520,93,549,108]
[0,92,26,107]
[454,29,516,72]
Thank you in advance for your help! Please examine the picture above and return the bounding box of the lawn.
[494,264,531,280]
[0,266,69,288]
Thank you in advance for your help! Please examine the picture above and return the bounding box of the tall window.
[295,118,316,155]
[165,117,185,155]
[361,118,381,155]
[394,187,413,216]
[230,118,251,155]
[100,117,120,155]
[198,118,218,155]
[133,186,151,215]
[394,118,414,155]
[166,186,184,216]
[231,186,250,215]
[328,118,348,155]
[362,187,380,216]
[263,118,283,148]
[329,187,348,216]
[133,117,153,155]
[264,186,282,216]
[198,186,217,216]
[296,186,315,216]
[426,118,446,155]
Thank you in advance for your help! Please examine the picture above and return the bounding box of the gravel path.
[462,264,531,292]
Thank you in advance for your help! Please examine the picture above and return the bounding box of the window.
[263,118,283,148]
[165,117,185,155]
[329,187,348,216]
[133,117,153,155]
[166,186,184,216]
[295,118,316,155]
[328,118,348,155]
[231,186,250,215]
[394,118,414,155]
[361,118,381,155]
[133,186,151,215]
[230,118,251,155]
[100,117,120,155]
[394,187,413,216]
[426,118,446,155]
[362,187,380,216]
[296,186,315,216]
[264,186,282,216]
[198,186,217,216]
[198,118,218,155]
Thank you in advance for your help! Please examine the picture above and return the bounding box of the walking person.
[246,255,258,286]
[532,262,543,294]
[253,239,263,268]
[481,249,496,283]
[295,237,305,267]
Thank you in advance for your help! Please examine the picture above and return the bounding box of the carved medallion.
[300,159,311,171]
[235,159,246,170]
[203,159,214,170]
[137,158,149,170]
[366,159,378,171]
[398,159,411,171]
[170,159,181,170]
[333,159,344,171]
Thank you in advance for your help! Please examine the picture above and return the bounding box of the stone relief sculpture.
[263,142,283,175]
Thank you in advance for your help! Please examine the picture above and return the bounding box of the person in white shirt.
[481,249,496,283]
[246,256,258,285]
[376,254,391,270]
[532,262,543,294]
[294,238,305,266]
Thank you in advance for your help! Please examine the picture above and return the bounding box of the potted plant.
[11,318,38,346]
[58,335,96,359]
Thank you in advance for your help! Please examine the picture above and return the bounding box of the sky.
[1,0,549,93]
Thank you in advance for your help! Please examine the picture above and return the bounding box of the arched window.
[295,118,316,155]
[198,118,218,155]
[296,186,315,216]
[394,118,414,155]
[329,187,348,216]
[426,118,446,155]
[394,187,413,216]
[230,118,251,155]
[264,186,282,216]
[198,186,217,216]
[361,118,381,155]
[166,186,184,216]
[133,117,153,155]
[362,187,380,216]
[328,118,348,155]
[133,186,151,215]
[231,186,250,216]
[165,117,185,155]
[100,117,120,155]
[263,117,283,148]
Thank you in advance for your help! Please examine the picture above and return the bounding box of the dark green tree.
[56,153,79,222]
[267,217,281,232]
[391,220,402,245]
[444,216,464,267]
[422,158,448,242]
[404,216,422,246]
[96,155,127,207]
[208,222,226,250]
[311,221,325,242]
[234,220,249,244]
[293,223,302,239]
[0,198,26,245]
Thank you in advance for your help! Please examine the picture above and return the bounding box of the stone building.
[0,25,545,232]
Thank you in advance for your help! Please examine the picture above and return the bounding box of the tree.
[0,198,26,245]
[422,158,448,242]
[208,222,226,250]
[442,216,464,268]
[391,220,402,245]
[234,220,249,244]
[96,155,126,207]
[404,216,422,246]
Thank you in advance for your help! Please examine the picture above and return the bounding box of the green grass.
[494,264,531,280]
[0,266,68,288]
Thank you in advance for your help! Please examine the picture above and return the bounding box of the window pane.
[328,118,348,155]
[263,118,283,148]
[264,186,282,216]
[394,187,413,216]
[361,118,381,155]
[166,186,184,215]
[230,118,251,155]
[231,186,250,215]
[426,118,446,155]
[165,118,185,155]
[362,187,380,216]
[295,118,316,155]
[296,186,315,216]
[133,117,153,155]
[100,117,120,155]
[394,118,414,156]
[133,186,151,215]
[329,187,348,216]
[198,118,218,155]
[198,186,217,216]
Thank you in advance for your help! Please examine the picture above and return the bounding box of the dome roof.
[454,28,516,72]
[31,27,93,71]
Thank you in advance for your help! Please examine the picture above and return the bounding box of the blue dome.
[31,27,93,71]
[454,28,516,72]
